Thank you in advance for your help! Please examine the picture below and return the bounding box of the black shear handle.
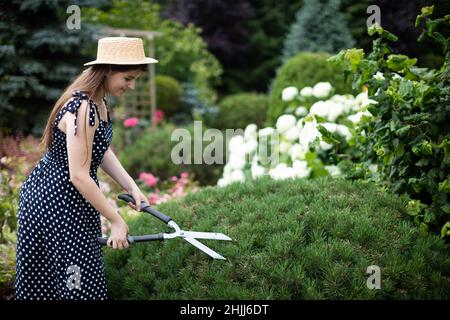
[98,234,164,246]
[118,193,172,224]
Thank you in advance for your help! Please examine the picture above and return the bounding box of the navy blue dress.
[15,90,113,300]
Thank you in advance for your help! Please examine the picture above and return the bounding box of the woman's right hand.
[107,218,129,249]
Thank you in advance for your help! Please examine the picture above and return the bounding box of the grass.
[104,177,450,299]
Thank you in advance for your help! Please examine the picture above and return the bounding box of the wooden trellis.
[100,27,162,127]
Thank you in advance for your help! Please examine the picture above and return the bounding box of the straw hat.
[84,37,158,66]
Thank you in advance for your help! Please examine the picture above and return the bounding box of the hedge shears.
[98,194,232,260]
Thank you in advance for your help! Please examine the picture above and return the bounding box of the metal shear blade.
[179,231,232,241]
[183,237,227,260]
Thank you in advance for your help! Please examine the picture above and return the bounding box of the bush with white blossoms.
[217,82,378,187]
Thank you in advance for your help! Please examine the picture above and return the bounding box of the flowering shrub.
[0,134,43,299]
[136,171,199,205]
[329,6,450,238]
[123,117,140,128]
[217,82,376,187]
[154,110,165,124]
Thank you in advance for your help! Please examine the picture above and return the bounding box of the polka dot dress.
[15,90,113,300]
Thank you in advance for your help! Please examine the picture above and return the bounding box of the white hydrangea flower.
[369,164,378,173]
[228,135,245,154]
[347,110,373,124]
[299,120,321,150]
[244,139,258,154]
[269,163,296,180]
[322,122,338,133]
[279,141,292,154]
[244,124,257,141]
[228,154,246,170]
[281,86,299,101]
[312,82,332,98]
[319,141,333,151]
[283,126,300,142]
[373,72,385,81]
[336,124,351,140]
[325,165,342,176]
[292,160,311,178]
[251,163,265,179]
[259,127,275,138]
[231,170,245,182]
[355,91,368,105]
[276,114,296,133]
[289,143,305,162]
[217,178,230,187]
[361,98,379,108]
[295,106,308,117]
[300,86,313,97]
[310,100,343,122]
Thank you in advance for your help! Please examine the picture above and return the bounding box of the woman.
[15,37,158,300]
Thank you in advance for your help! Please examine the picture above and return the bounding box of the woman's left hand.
[127,185,148,212]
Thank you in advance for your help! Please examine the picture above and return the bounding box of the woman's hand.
[107,218,129,249]
[127,185,148,212]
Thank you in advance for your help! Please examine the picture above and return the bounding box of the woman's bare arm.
[100,147,138,194]
[65,100,123,224]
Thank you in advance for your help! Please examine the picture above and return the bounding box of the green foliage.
[118,123,223,186]
[155,75,182,117]
[267,52,353,125]
[82,0,222,105]
[329,6,450,237]
[0,0,104,136]
[0,157,26,299]
[209,93,268,130]
[104,177,450,299]
[217,0,304,94]
[282,0,355,62]
[134,75,182,117]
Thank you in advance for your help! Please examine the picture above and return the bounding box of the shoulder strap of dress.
[64,90,99,136]
[103,97,110,122]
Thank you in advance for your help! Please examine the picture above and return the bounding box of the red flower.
[155,110,164,124]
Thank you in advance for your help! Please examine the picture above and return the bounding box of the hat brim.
[84,57,158,66]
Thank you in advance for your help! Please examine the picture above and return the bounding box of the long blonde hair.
[40,64,146,165]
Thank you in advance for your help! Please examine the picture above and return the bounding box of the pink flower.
[124,117,139,128]
[170,176,178,182]
[149,192,161,205]
[180,172,189,179]
[138,172,157,187]
[155,110,164,124]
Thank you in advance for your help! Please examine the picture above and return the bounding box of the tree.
[282,0,355,62]
[0,0,106,136]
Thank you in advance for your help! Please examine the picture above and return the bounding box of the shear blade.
[184,237,226,260]
[181,231,232,241]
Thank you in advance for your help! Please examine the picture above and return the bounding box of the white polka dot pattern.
[15,90,113,300]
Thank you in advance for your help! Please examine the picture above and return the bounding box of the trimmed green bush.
[155,75,182,117]
[210,93,268,130]
[267,52,353,125]
[104,177,449,299]
[133,75,182,117]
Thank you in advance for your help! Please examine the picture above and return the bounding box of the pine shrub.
[104,177,450,299]
[282,0,355,61]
